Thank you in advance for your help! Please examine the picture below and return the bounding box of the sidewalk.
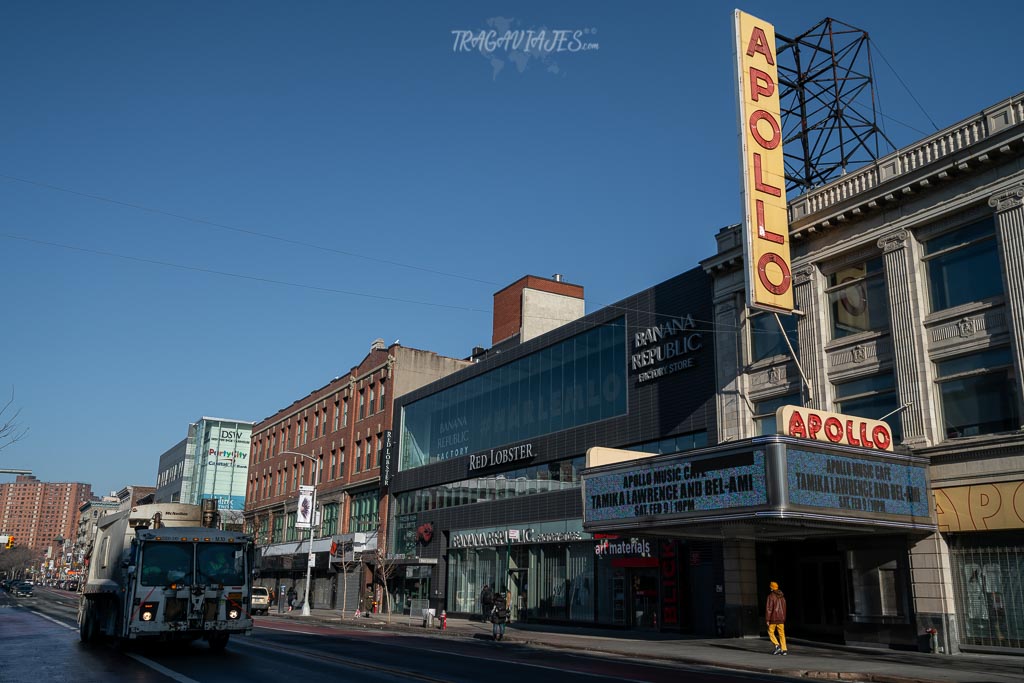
[271,607,1023,683]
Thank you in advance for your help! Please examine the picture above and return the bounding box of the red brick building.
[0,475,92,554]
[244,340,470,611]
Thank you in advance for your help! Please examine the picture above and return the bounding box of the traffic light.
[4,536,12,549]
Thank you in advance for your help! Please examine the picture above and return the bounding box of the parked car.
[251,586,271,615]
[11,581,34,597]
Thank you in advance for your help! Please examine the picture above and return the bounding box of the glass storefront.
[447,540,596,623]
[401,320,626,470]
[350,491,379,533]
[445,528,689,629]
[950,535,1024,650]
[394,457,583,516]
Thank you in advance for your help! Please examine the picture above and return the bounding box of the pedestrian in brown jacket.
[766,581,788,655]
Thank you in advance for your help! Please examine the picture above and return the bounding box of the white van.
[251,586,271,615]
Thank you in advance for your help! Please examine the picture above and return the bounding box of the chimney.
[370,338,386,351]
[492,275,584,346]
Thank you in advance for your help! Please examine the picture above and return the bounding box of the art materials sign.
[734,9,793,313]
[776,405,894,452]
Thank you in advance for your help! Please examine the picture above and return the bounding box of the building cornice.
[788,93,1024,240]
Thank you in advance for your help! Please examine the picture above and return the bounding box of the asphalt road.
[1,587,795,683]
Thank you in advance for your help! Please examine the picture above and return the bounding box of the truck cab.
[79,501,255,651]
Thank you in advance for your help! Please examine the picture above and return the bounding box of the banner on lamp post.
[296,485,315,529]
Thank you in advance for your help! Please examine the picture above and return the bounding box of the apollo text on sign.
[934,481,1024,532]
[734,9,793,312]
[776,405,894,452]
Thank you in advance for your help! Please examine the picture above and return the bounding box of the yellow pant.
[768,623,787,652]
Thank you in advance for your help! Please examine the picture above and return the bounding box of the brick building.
[0,474,92,554]
[244,339,470,611]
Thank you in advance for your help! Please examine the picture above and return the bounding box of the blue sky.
[2,1,1021,496]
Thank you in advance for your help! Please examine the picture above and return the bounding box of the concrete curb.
[507,634,940,683]
[267,612,952,683]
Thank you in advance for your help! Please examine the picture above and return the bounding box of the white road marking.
[28,609,77,630]
[23,606,203,683]
[125,653,204,683]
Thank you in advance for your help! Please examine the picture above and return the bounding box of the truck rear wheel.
[208,633,229,652]
[79,602,100,645]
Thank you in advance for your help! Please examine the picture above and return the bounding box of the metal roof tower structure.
[777,17,896,193]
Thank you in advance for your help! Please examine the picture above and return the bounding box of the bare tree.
[0,387,29,452]
[370,525,399,624]
[333,536,357,618]
[0,546,42,579]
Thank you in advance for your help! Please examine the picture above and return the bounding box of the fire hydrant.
[440,610,447,630]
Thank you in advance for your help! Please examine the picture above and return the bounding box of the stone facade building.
[703,92,1024,652]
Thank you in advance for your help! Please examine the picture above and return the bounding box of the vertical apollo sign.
[734,10,793,313]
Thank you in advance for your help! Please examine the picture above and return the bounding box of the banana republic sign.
[631,314,703,384]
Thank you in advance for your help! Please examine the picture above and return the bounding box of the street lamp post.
[281,451,320,617]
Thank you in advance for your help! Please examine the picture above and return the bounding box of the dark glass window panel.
[754,392,800,436]
[926,219,1002,312]
[829,260,890,339]
[400,321,626,469]
[197,544,245,586]
[925,218,994,255]
[940,371,1018,438]
[751,313,799,363]
[936,347,1011,378]
[141,543,192,586]
[828,257,885,286]
[834,374,895,399]
[835,392,902,442]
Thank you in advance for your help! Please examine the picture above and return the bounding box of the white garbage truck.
[78,499,255,651]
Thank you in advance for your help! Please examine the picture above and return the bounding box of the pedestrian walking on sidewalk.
[491,592,509,641]
[480,584,493,621]
[287,586,297,613]
[765,581,788,655]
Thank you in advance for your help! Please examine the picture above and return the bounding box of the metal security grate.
[949,545,1024,650]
